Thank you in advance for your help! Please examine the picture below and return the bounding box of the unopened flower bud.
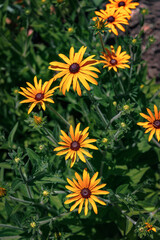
[34,116,42,125]
[30,222,36,228]
[113,101,117,107]
[15,157,20,163]
[43,190,49,196]
[102,138,108,143]
[121,122,126,128]
[123,105,129,111]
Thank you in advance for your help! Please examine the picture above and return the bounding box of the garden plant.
[0,0,160,239]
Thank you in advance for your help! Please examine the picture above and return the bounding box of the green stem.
[88,92,108,129]
[109,70,117,96]
[117,73,125,94]
[0,167,4,182]
[48,105,70,128]
[43,127,58,146]
[19,167,32,199]
[9,196,57,214]
[9,196,33,204]
[152,137,160,148]
[0,224,23,230]
[110,111,122,124]
[150,88,160,102]
[39,209,78,225]
[86,159,94,173]
[98,32,106,53]
[96,104,108,128]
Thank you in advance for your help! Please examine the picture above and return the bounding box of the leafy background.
[0,0,160,239]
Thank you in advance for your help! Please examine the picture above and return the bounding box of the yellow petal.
[154,105,159,119]
[70,198,82,212]
[78,199,84,214]
[148,128,156,142]
[28,102,37,114]
[84,199,88,216]
[89,198,98,214]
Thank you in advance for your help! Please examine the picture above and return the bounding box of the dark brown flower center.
[107,16,115,23]
[69,63,80,73]
[70,141,80,151]
[35,93,44,101]
[110,59,117,65]
[81,188,91,198]
[118,1,125,7]
[153,120,160,129]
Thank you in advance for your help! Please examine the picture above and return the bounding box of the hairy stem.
[48,105,70,128]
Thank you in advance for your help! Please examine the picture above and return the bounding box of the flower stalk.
[48,105,70,128]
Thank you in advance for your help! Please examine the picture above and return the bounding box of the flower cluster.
[93,0,139,35]
[16,0,158,222]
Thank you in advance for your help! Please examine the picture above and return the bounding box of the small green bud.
[39,145,44,150]
[102,138,108,143]
[121,122,126,128]
[132,38,137,44]
[43,190,49,196]
[113,101,117,107]
[123,105,129,111]
[30,222,36,228]
[15,157,20,163]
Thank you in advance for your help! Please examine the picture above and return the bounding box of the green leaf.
[8,122,19,146]
[116,184,129,194]
[5,200,13,216]
[125,218,133,235]
[26,148,39,163]
[92,0,103,6]
[35,176,66,184]
[0,162,12,169]
[126,167,149,184]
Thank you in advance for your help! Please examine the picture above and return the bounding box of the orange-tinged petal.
[69,125,75,141]
[89,198,98,214]
[137,122,150,126]
[70,198,82,211]
[84,199,88,215]
[152,227,156,232]
[78,199,84,214]
[91,195,106,205]
[92,183,106,191]
[81,143,98,150]
[90,172,99,187]
[64,195,81,204]
[92,190,110,195]
[28,102,37,114]
[140,113,152,122]
[61,130,72,143]
[59,53,71,65]
[56,149,70,156]
[146,108,155,121]
[77,151,86,163]
[145,128,153,134]
[75,172,84,188]
[148,128,156,142]
[80,148,93,158]
[154,105,159,119]
[70,153,77,168]
[69,46,74,62]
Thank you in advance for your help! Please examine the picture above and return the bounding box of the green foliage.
[0,0,160,239]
